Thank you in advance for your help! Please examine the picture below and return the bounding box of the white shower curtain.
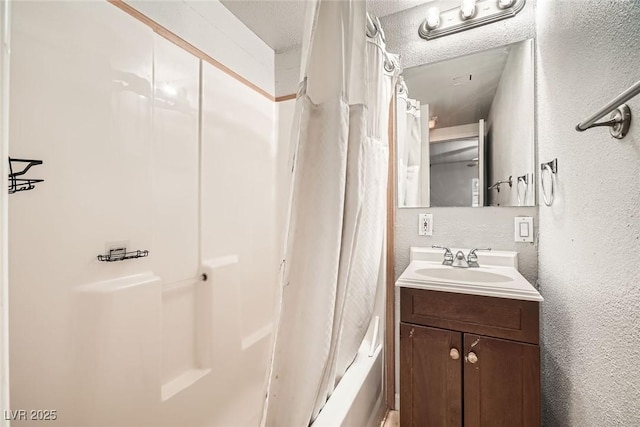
[331,21,398,391]
[262,2,397,426]
[396,82,422,206]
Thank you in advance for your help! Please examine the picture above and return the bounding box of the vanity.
[394,34,541,426]
[397,247,543,427]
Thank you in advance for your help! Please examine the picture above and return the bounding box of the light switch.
[514,217,534,242]
[419,214,433,236]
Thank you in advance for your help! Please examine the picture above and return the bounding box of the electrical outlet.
[418,214,433,236]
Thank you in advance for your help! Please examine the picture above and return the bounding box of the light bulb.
[460,0,476,20]
[498,0,516,8]
[426,7,440,30]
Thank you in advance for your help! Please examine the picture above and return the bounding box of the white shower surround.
[124,0,275,95]
[311,340,384,427]
[6,2,389,427]
[7,2,278,426]
[0,2,11,425]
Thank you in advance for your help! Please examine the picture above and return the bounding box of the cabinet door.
[400,323,462,427]
[463,334,540,427]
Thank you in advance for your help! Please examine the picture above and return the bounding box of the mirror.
[396,39,535,207]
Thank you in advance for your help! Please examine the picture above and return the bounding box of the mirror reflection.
[396,39,535,208]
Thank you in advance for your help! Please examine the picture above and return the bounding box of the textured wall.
[276,0,536,97]
[395,207,538,283]
[536,1,640,425]
[382,0,539,282]
[383,1,540,407]
[487,40,535,207]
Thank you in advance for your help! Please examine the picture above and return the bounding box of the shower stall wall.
[0,2,10,425]
[8,2,278,426]
[6,2,390,426]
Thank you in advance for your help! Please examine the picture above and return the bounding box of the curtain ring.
[541,164,555,206]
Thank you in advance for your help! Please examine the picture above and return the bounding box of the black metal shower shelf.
[8,157,44,194]
[97,248,149,262]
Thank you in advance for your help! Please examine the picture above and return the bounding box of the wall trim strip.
[107,0,276,102]
[275,93,297,102]
[385,94,396,409]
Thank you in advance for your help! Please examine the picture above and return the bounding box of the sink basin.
[395,247,543,301]
[414,267,513,283]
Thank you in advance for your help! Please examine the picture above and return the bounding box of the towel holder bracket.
[576,104,631,139]
[540,158,557,174]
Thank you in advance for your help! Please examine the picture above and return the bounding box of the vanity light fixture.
[460,0,477,20]
[425,6,441,30]
[419,0,526,41]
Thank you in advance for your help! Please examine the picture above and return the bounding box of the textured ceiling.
[219,0,430,52]
[402,44,512,129]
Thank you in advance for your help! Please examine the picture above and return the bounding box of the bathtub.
[311,340,386,427]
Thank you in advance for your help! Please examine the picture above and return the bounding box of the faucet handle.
[467,247,491,267]
[432,245,452,255]
[432,245,454,265]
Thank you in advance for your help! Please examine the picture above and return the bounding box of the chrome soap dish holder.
[97,247,149,262]
[8,157,44,194]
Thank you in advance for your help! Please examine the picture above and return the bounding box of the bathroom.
[0,0,638,426]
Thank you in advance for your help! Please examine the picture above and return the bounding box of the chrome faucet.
[467,247,492,267]
[452,250,469,268]
[432,245,453,266]
[433,246,492,268]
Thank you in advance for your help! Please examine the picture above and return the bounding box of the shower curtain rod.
[366,13,396,72]
[366,14,379,39]
[575,80,639,138]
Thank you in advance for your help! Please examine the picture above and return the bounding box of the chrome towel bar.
[488,176,513,192]
[576,80,640,139]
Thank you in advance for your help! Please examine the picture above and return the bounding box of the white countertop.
[396,247,543,302]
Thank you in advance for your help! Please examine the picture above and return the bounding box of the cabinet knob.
[449,348,460,360]
[467,352,478,364]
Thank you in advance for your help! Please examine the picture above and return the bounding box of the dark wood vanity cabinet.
[400,288,540,427]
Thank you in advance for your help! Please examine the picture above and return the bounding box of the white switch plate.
[514,217,534,242]
[419,214,433,236]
